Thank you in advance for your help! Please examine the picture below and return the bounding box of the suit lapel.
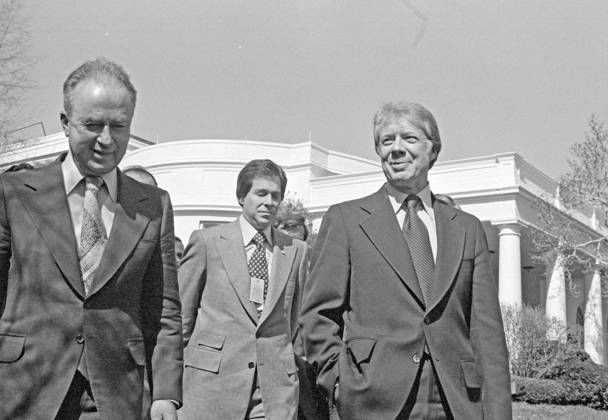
[258,229,298,325]
[427,201,465,312]
[87,174,150,297]
[216,221,259,324]
[359,188,424,306]
[17,160,84,297]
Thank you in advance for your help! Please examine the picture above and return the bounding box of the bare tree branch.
[0,0,34,149]
[530,116,608,293]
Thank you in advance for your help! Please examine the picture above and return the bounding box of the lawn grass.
[513,402,608,419]
[329,402,608,419]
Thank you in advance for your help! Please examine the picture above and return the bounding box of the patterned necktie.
[248,232,269,303]
[79,176,108,295]
[402,195,435,304]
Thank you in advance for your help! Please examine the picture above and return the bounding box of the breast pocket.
[460,258,474,271]
[185,331,225,374]
[0,333,26,363]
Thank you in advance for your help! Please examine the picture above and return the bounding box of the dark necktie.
[402,195,435,304]
[248,232,269,303]
[79,176,107,296]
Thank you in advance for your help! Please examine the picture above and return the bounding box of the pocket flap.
[0,333,26,362]
[345,337,376,365]
[460,359,481,388]
[281,354,298,375]
[127,338,146,366]
[197,331,225,350]
[185,346,222,373]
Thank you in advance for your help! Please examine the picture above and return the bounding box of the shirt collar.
[61,151,118,201]
[385,182,434,217]
[239,215,273,247]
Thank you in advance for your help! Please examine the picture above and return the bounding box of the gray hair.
[373,101,442,167]
[63,57,137,116]
[123,165,157,186]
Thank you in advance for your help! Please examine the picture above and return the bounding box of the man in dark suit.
[276,214,330,420]
[299,101,511,419]
[179,159,308,420]
[0,58,183,419]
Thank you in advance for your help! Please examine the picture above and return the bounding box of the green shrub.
[502,304,565,377]
[513,376,569,405]
[514,374,608,409]
[503,304,608,409]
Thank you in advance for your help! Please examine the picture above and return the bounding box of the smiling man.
[299,101,512,419]
[0,58,183,420]
[179,159,308,420]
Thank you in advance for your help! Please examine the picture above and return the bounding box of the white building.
[2,133,607,363]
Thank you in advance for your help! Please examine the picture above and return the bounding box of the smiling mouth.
[93,150,114,156]
[390,162,410,170]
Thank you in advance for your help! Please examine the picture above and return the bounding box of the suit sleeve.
[290,242,309,352]
[299,205,350,398]
[178,230,207,347]
[470,219,512,419]
[0,177,10,318]
[142,191,184,404]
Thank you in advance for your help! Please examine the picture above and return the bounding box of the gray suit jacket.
[179,221,308,420]
[299,187,512,420]
[0,156,183,419]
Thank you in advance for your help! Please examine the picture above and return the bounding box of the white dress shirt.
[239,215,274,275]
[239,215,274,312]
[385,182,438,262]
[61,152,118,249]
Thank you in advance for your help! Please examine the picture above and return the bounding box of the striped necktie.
[79,176,108,295]
[402,195,435,304]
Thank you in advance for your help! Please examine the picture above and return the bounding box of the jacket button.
[76,334,85,344]
[424,317,431,325]
[248,362,255,369]
[412,353,421,364]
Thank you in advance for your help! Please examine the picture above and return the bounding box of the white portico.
[3,134,607,363]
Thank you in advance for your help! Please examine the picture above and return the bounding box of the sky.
[14,0,608,178]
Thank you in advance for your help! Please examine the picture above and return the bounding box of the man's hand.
[150,400,178,420]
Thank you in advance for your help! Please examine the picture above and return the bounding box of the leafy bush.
[513,376,569,405]
[502,304,566,377]
[503,304,608,409]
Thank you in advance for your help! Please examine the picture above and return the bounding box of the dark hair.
[236,159,287,202]
[63,57,137,117]
[373,101,442,167]
[4,162,34,173]
[276,214,309,241]
[123,165,157,186]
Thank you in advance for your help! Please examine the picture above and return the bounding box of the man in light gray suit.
[179,159,308,420]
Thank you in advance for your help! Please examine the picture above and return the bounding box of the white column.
[546,254,568,342]
[498,224,522,306]
[585,269,604,364]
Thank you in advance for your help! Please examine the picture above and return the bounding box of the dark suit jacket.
[0,157,183,420]
[179,221,307,420]
[299,187,511,420]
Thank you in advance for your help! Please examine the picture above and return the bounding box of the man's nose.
[389,136,406,154]
[97,125,112,145]
[263,195,278,208]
